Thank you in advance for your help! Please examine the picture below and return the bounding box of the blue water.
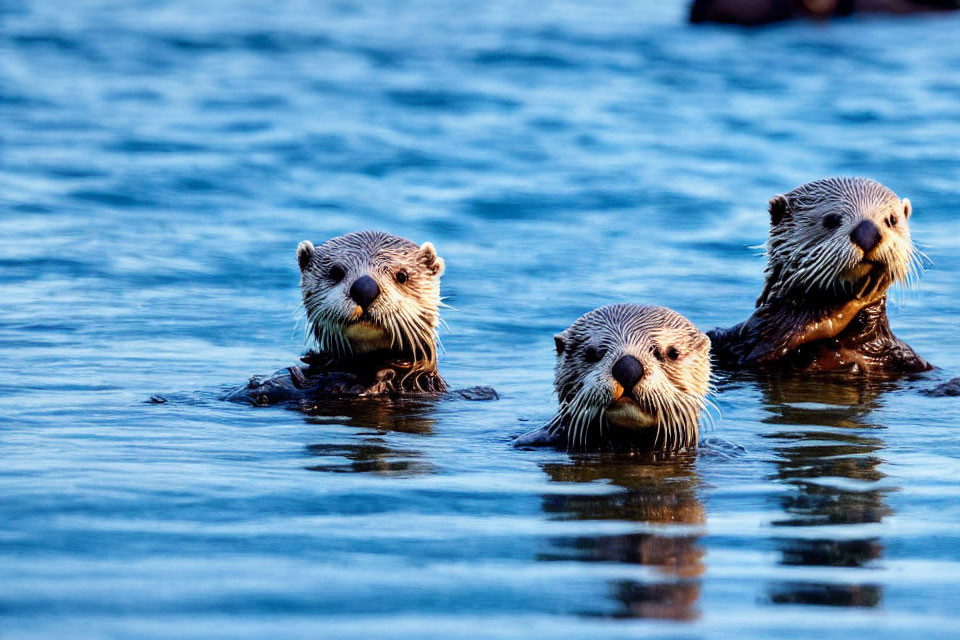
[3,1,960,638]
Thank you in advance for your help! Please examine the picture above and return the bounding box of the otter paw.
[922,377,960,397]
[456,386,499,401]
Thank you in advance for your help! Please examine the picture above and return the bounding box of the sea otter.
[708,177,931,375]
[225,231,499,408]
[515,304,712,452]
[689,0,958,26]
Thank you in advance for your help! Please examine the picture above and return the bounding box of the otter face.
[761,177,920,305]
[297,231,444,364]
[550,304,711,451]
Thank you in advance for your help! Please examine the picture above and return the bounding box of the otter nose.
[612,355,644,392]
[850,220,881,254]
[349,275,380,310]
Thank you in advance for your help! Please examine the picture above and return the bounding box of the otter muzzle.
[612,355,644,392]
[349,275,380,310]
[606,398,657,429]
[851,220,881,254]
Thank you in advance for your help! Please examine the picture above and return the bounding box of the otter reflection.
[539,454,705,621]
[302,395,438,476]
[760,375,897,608]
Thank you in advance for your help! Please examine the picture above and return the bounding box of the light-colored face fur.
[760,177,920,306]
[297,231,444,367]
[550,304,711,451]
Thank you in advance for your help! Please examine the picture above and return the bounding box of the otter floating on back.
[709,177,931,376]
[225,231,485,408]
[515,304,712,452]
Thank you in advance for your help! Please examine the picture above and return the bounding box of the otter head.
[550,304,711,451]
[297,231,444,367]
[759,177,920,307]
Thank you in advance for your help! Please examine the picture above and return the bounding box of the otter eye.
[887,215,899,228]
[328,265,345,283]
[652,346,664,362]
[667,346,680,361]
[822,214,842,229]
[584,345,605,363]
[396,270,408,284]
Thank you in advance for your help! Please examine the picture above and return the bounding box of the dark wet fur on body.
[223,350,448,408]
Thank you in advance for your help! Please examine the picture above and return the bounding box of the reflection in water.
[303,396,438,477]
[539,454,705,621]
[759,376,896,608]
[305,440,435,476]
[302,396,439,434]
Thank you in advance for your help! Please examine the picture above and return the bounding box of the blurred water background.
[2,1,960,638]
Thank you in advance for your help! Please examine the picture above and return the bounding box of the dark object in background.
[689,0,958,25]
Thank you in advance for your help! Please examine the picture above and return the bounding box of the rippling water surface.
[3,1,960,638]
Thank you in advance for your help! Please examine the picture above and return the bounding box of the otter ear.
[297,241,315,272]
[694,331,711,356]
[902,198,912,220]
[418,242,444,277]
[768,194,789,226]
[554,334,567,355]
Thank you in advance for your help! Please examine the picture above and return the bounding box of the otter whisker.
[395,308,415,357]
[386,314,402,353]
[437,315,451,333]
[580,405,599,450]
[561,385,598,451]
[565,392,588,450]
[395,305,436,368]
